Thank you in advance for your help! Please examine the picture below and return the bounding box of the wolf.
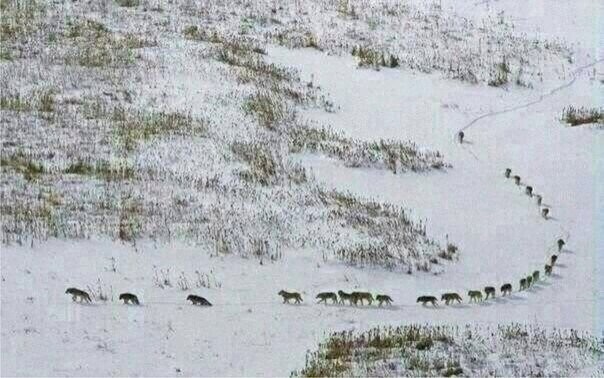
[351,291,373,306]
[468,290,483,302]
[557,238,565,252]
[532,270,540,282]
[278,290,302,304]
[337,290,353,305]
[535,195,543,206]
[457,131,465,143]
[316,292,338,304]
[504,168,512,178]
[187,294,212,306]
[500,283,512,296]
[375,294,393,306]
[519,278,527,290]
[417,296,438,306]
[544,264,552,276]
[484,286,496,299]
[65,288,92,303]
[526,275,533,288]
[441,293,462,305]
[513,175,521,185]
[525,186,533,197]
[541,208,549,219]
[119,292,140,305]
[550,254,558,266]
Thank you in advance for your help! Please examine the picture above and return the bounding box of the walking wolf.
[500,283,512,296]
[417,296,438,306]
[557,238,565,252]
[375,294,393,306]
[441,293,462,305]
[187,295,212,306]
[278,290,302,304]
[532,270,540,282]
[119,293,140,305]
[520,278,527,290]
[337,290,353,305]
[316,292,338,304]
[468,290,483,302]
[65,288,91,303]
[351,292,373,306]
[484,286,496,299]
[550,254,558,266]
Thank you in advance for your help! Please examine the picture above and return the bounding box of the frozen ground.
[296,323,603,376]
[440,0,603,48]
[1,0,603,376]
[270,42,603,332]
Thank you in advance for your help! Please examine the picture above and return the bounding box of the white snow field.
[1,0,603,376]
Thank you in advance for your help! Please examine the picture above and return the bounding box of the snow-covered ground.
[1,0,602,376]
[271,42,603,332]
[440,0,603,49]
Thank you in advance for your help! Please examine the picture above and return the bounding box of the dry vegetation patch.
[294,324,603,377]
[561,106,604,127]
[1,0,452,273]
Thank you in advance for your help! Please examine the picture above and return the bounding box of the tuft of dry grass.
[352,45,399,69]
[64,160,135,181]
[63,18,142,68]
[112,108,207,151]
[243,92,286,130]
[1,90,57,113]
[231,141,278,186]
[289,125,447,173]
[561,106,604,127]
[0,93,31,112]
[115,0,139,8]
[0,0,45,43]
[1,152,45,181]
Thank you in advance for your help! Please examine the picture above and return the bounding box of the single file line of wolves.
[63,231,574,310]
[53,295,604,310]
[64,115,583,312]
[450,131,578,309]
[453,141,575,312]
[61,231,588,311]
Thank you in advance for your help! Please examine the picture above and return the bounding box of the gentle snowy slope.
[270,45,603,334]
[439,0,603,49]
[1,0,602,376]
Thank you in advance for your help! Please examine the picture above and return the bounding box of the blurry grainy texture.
[1,0,602,376]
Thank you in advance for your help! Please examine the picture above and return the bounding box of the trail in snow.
[459,58,603,133]
[6,237,595,377]
[270,45,600,336]
[455,58,601,241]
[11,295,602,310]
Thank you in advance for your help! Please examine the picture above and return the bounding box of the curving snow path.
[460,58,604,133]
[269,45,603,335]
